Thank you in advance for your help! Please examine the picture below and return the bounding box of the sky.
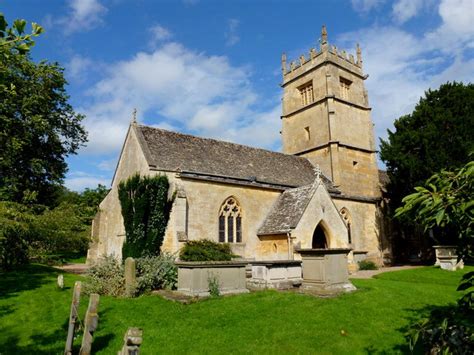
[3,0,474,191]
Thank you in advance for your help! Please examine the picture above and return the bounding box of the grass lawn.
[0,264,471,354]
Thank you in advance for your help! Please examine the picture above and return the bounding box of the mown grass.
[0,264,471,354]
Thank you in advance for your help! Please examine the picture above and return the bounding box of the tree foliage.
[395,160,473,258]
[0,14,87,205]
[0,185,109,270]
[380,82,474,211]
[118,174,171,258]
[397,161,474,353]
[0,12,43,55]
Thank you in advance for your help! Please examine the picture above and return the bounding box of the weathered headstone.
[65,281,81,355]
[79,293,100,355]
[57,274,64,289]
[118,327,143,355]
[124,257,137,297]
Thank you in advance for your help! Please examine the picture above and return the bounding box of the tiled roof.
[257,183,316,235]
[136,125,337,189]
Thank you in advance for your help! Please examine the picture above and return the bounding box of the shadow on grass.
[366,302,473,354]
[0,264,58,300]
[0,300,115,354]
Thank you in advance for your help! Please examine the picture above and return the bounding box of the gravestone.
[57,274,64,289]
[118,327,143,355]
[124,257,137,297]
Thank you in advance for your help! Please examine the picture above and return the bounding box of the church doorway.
[312,223,328,249]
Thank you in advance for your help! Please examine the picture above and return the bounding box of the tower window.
[339,77,352,100]
[298,81,314,106]
[304,126,311,140]
[218,197,242,243]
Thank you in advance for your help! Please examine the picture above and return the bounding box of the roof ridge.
[137,124,310,162]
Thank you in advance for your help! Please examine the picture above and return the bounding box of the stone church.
[87,26,391,268]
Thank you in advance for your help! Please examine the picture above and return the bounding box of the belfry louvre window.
[218,197,242,243]
[339,77,352,100]
[298,81,314,106]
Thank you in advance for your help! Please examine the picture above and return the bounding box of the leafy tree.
[395,160,473,258]
[0,13,43,55]
[396,161,474,354]
[0,14,87,205]
[380,82,474,212]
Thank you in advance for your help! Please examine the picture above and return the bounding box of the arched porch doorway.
[312,223,328,249]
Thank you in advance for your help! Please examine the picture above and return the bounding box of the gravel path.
[55,263,89,274]
[350,265,423,279]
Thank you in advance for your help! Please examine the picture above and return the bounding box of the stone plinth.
[247,260,302,290]
[433,245,457,266]
[297,248,356,294]
[176,261,249,297]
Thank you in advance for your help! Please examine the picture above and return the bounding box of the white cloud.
[392,0,425,23]
[149,24,172,47]
[66,55,93,81]
[97,158,117,172]
[425,0,474,52]
[338,0,474,146]
[65,171,109,191]
[225,19,240,46]
[59,0,108,34]
[351,0,385,13]
[80,41,278,155]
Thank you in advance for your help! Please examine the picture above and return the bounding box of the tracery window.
[218,197,242,243]
[298,81,314,106]
[340,208,352,244]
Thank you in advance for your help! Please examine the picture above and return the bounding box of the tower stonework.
[281,26,380,199]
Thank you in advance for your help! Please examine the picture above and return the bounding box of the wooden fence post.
[79,293,100,355]
[64,281,81,355]
[118,327,143,355]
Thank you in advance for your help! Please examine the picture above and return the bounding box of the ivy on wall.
[118,174,171,258]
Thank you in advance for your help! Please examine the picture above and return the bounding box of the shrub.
[407,306,474,354]
[358,260,378,270]
[208,273,220,297]
[84,255,125,296]
[0,202,34,270]
[179,239,236,261]
[136,253,177,293]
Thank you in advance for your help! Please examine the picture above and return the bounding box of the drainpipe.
[287,231,292,260]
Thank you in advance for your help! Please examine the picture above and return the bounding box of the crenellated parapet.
[281,25,364,85]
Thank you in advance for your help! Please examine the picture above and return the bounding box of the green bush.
[0,202,34,270]
[179,239,236,261]
[208,273,220,297]
[358,260,378,270]
[407,306,474,354]
[84,256,125,296]
[136,253,177,293]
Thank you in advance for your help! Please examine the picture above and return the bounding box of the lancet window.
[218,197,242,243]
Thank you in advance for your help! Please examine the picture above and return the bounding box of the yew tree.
[380,82,474,212]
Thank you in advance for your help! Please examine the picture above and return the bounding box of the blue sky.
[3,0,474,190]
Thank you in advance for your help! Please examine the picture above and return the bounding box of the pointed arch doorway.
[312,223,328,249]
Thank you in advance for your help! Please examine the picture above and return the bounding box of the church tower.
[281,26,380,199]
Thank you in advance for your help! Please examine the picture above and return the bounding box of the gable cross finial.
[132,108,137,125]
[313,164,322,184]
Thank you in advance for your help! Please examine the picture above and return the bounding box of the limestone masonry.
[87,26,392,268]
